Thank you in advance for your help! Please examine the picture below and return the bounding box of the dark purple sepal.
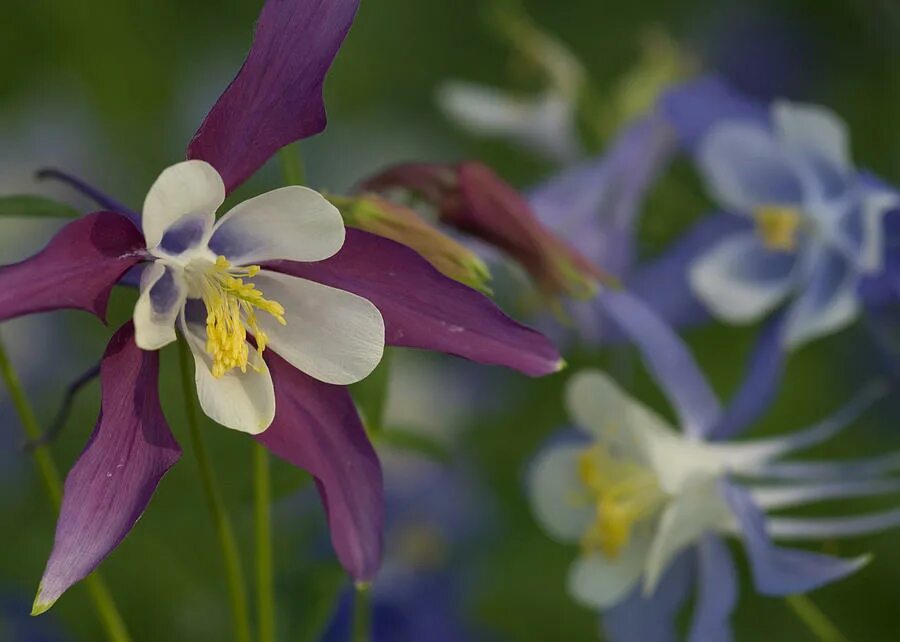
[33,323,180,613]
[256,351,383,582]
[0,212,145,323]
[187,0,360,194]
[264,229,563,377]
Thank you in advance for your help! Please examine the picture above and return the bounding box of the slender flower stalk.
[176,339,252,642]
[0,336,131,642]
[278,143,306,186]
[352,584,372,642]
[253,443,275,642]
[785,595,847,642]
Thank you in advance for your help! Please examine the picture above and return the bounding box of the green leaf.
[372,427,452,465]
[350,349,393,433]
[0,195,80,219]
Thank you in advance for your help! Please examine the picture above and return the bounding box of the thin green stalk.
[0,336,131,642]
[176,340,252,642]
[785,595,847,642]
[278,143,306,186]
[253,443,275,642]
[352,584,372,642]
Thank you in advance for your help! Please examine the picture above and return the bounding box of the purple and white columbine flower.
[529,290,900,641]
[0,0,562,614]
[688,100,899,349]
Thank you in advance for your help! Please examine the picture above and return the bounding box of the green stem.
[253,444,275,642]
[785,595,847,642]
[352,584,372,642]
[278,143,306,186]
[176,340,252,642]
[0,335,131,642]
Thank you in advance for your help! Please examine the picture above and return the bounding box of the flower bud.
[362,162,607,300]
[330,193,492,294]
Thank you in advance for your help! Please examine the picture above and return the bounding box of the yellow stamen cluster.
[200,256,286,378]
[577,445,663,559]
[754,205,802,252]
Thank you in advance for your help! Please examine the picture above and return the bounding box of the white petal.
[857,190,899,273]
[134,262,187,351]
[437,81,581,163]
[773,101,851,177]
[642,479,730,594]
[567,534,651,609]
[253,271,385,385]
[566,370,633,442]
[209,186,345,265]
[528,443,594,542]
[180,313,276,434]
[143,160,225,251]
[698,122,805,213]
[689,231,796,323]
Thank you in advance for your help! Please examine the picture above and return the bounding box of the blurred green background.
[2,0,900,640]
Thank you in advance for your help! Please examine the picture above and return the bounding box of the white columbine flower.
[134,160,385,433]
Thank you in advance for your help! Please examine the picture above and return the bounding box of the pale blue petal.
[688,534,737,642]
[731,383,885,464]
[754,452,900,481]
[599,289,722,438]
[750,478,900,511]
[698,121,805,213]
[783,247,860,349]
[767,510,900,540]
[689,231,797,324]
[721,481,869,595]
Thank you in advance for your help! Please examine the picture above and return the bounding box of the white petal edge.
[142,160,225,250]
[209,186,345,265]
[773,101,851,176]
[567,534,651,609]
[642,478,731,595]
[688,232,796,324]
[180,314,276,435]
[252,270,385,386]
[528,443,594,543]
[134,262,187,351]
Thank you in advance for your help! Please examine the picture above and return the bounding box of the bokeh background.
[3,0,900,640]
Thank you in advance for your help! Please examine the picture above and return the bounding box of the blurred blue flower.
[0,594,68,642]
[682,95,899,349]
[528,289,900,641]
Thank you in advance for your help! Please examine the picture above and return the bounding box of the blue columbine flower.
[528,289,900,641]
[685,98,899,349]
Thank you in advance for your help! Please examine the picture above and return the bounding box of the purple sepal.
[264,229,563,377]
[256,350,383,582]
[688,534,737,642]
[187,0,360,194]
[627,213,749,332]
[660,75,767,152]
[711,314,786,441]
[721,481,869,596]
[0,212,145,323]
[602,551,694,642]
[33,323,180,613]
[599,289,722,439]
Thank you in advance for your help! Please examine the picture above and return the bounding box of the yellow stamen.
[577,444,663,559]
[199,256,286,378]
[754,205,802,252]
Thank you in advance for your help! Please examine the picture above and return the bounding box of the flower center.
[754,205,803,252]
[195,256,286,378]
[577,444,664,559]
